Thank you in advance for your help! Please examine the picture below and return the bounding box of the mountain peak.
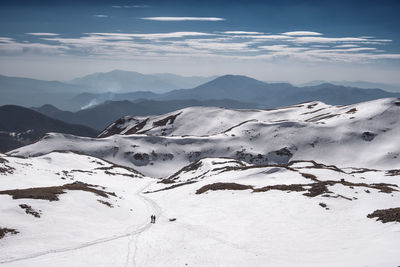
[211,74,264,83]
[195,74,267,90]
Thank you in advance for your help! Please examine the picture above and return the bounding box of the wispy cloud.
[94,14,108,18]
[112,5,150,8]
[335,44,359,48]
[291,36,371,43]
[0,37,15,43]
[90,32,213,39]
[26,33,60,36]
[223,31,263,35]
[3,30,399,63]
[0,38,68,55]
[282,31,323,36]
[141,17,225,21]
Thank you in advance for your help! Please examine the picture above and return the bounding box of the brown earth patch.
[19,204,41,218]
[70,169,94,174]
[196,182,253,194]
[386,169,400,176]
[211,159,246,166]
[288,160,345,173]
[253,184,305,193]
[125,118,149,135]
[196,179,397,198]
[95,164,143,177]
[346,108,357,114]
[305,113,340,122]
[300,172,318,181]
[158,179,176,184]
[0,157,15,175]
[104,170,135,178]
[319,202,329,209]
[0,182,116,202]
[222,119,257,133]
[0,228,19,239]
[97,117,127,137]
[97,200,113,208]
[167,161,203,182]
[349,167,379,174]
[367,207,400,223]
[301,108,326,115]
[209,163,297,174]
[307,103,318,109]
[152,112,182,127]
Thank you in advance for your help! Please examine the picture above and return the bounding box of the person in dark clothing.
[153,215,156,223]
[150,215,154,223]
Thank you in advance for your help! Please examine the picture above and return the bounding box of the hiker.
[150,215,154,223]
[153,215,156,223]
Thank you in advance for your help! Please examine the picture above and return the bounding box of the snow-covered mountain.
[2,98,400,266]
[9,98,400,177]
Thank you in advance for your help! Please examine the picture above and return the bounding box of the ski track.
[124,180,163,267]
[0,180,160,266]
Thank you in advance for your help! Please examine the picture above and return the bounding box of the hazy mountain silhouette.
[299,80,400,92]
[158,75,400,107]
[70,91,160,109]
[0,105,98,152]
[70,70,215,93]
[2,73,400,112]
[0,75,89,110]
[289,83,400,105]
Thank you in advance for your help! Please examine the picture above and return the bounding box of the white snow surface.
[1,98,400,266]
[0,153,399,266]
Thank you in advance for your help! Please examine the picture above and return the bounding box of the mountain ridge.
[12,98,400,178]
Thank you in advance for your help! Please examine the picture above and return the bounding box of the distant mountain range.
[0,70,215,110]
[298,80,400,92]
[157,75,400,106]
[70,70,216,93]
[0,75,87,110]
[69,75,400,110]
[2,71,400,113]
[0,105,97,152]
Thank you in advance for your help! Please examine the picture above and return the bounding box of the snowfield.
[1,98,400,266]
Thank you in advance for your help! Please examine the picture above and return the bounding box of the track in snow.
[124,181,163,267]
[0,180,160,266]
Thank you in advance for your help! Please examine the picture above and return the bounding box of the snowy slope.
[9,98,400,177]
[0,152,156,265]
[137,158,400,267]
[2,154,399,266]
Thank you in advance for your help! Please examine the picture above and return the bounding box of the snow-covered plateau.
[1,98,400,266]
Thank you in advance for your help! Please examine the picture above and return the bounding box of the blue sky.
[1,0,400,83]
